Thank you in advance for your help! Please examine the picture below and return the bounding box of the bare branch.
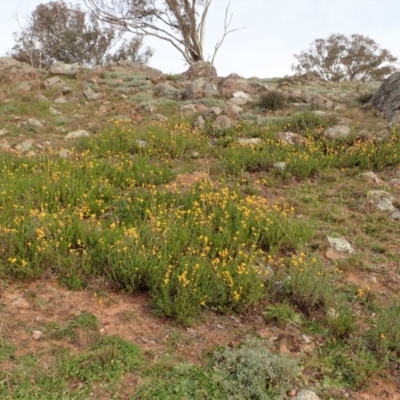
[210,3,244,65]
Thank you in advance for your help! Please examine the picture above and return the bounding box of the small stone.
[16,140,34,152]
[32,330,43,340]
[62,86,72,95]
[0,129,8,136]
[302,334,312,343]
[273,162,287,171]
[212,115,232,130]
[136,140,147,148]
[391,210,400,220]
[28,118,43,127]
[324,125,351,139]
[327,236,354,255]
[83,88,102,100]
[58,149,72,158]
[191,151,200,158]
[181,104,197,113]
[294,390,321,400]
[65,130,90,139]
[152,114,168,122]
[238,138,262,146]
[367,190,396,211]
[54,97,68,104]
[49,107,61,115]
[192,115,205,130]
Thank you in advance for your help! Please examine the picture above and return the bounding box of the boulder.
[83,88,102,100]
[184,78,207,100]
[0,57,39,82]
[106,60,164,82]
[183,61,218,83]
[50,62,83,77]
[44,77,65,88]
[212,115,232,130]
[305,94,334,110]
[323,125,351,139]
[370,71,400,124]
[275,131,306,146]
[219,74,257,98]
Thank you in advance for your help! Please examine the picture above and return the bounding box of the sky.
[0,0,399,78]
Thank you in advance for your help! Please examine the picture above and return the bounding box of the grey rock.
[154,82,179,99]
[44,76,65,89]
[305,94,334,110]
[184,78,206,100]
[183,61,218,83]
[273,161,287,171]
[55,97,68,104]
[136,140,148,148]
[238,138,262,146]
[0,129,8,136]
[275,131,305,146]
[107,60,164,81]
[142,103,157,113]
[16,140,34,152]
[212,115,232,130]
[361,171,379,180]
[83,88,102,100]
[27,118,42,127]
[204,82,219,97]
[62,86,72,95]
[32,330,43,340]
[34,94,49,102]
[192,116,206,130]
[50,61,83,77]
[49,107,61,115]
[219,75,257,98]
[294,389,321,400]
[65,130,90,139]
[233,91,252,102]
[227,97,248,107]
[58,149,72,158]
[0,57,39,82]
[191,151,200,158]
[203,107,222,120]
[180,104,197,113]
[152,114,168,122]
[391,210,400,220]
[334,104,346,112]
[16,81,33,91]
[327,236,354,254]
[324,125,351,139]
[370,71,400,123]
[312,110,328,117]
[367,190,396,211]
[225,102,243,117]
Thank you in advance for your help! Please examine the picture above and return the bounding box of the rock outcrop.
[370,71,400,124]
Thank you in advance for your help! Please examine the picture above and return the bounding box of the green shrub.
[212,338,299,399]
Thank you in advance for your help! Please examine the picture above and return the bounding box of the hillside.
[0,57,399,399]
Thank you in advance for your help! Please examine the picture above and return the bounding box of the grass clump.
[258,91,287,111]
[212,338,299,399]
[367,299,400,365]
[281,254,336,315]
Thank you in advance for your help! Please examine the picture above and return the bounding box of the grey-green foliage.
[212,338,299,400]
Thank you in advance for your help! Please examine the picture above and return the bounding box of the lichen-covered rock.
[324,125,351,139]
[0,57,39,82]
[370,71,400,124]
[183,61,218,83]
[50,62,83,77]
